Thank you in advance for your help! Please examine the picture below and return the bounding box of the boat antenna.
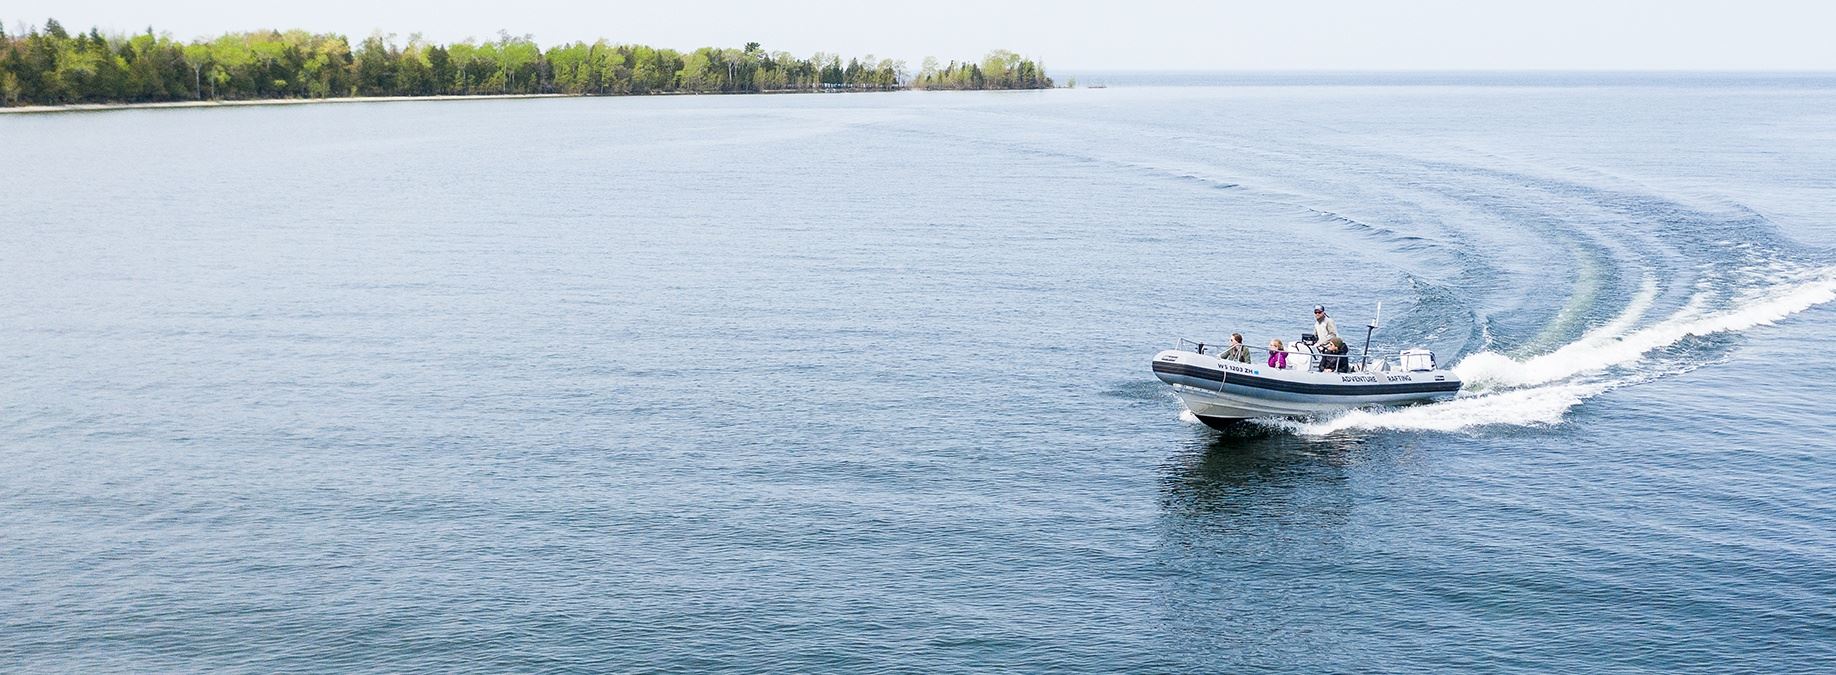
[1360,301,1381,370]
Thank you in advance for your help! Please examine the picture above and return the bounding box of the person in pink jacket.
[1267,339,1288,369]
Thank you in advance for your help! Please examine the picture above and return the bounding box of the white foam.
[1280,269,1835,436]
[1275,382,1611,435]
[1454,271,1836,389]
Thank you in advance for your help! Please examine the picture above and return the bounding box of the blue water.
[3,77,1834,672]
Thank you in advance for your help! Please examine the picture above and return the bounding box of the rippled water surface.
[4,76,1835,672]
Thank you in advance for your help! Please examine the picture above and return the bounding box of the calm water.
[4,77,1835,672]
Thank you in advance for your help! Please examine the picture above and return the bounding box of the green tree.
[180,42,208,99]
[354,33,396,96]
[426,44,452,95]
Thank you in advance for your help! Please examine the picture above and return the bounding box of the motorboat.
[1151,334,1461,428]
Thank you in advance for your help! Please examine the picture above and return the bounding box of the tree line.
[0,18,1053,106]
[911,52,1052,90]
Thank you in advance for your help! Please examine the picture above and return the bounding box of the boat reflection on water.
[1149,432,1385,666]
[1156,432,1366,526]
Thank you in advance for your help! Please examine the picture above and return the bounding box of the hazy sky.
[8,0,1834,71]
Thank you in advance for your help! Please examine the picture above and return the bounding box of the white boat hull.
[1152,349,1460,426]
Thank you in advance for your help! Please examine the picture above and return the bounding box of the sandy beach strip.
[0,93,572,115]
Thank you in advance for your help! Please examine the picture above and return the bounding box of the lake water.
[3,76,1834,672]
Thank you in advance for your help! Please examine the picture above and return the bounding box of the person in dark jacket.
[1319,336,1351,373]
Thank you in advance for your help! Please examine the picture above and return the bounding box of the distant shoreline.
[1,21,1051,113]
[0,93,579,115]
[0,87,1051,115]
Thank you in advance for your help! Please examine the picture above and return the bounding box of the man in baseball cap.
[1313,305,1339,342]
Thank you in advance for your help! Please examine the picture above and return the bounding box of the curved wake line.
[1455,271,1835,390]
[1277,269,1835,436]
[1521,241,1609,354]
[1584,277,1659,344]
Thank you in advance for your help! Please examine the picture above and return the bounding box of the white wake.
[1282,268,1836,436]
